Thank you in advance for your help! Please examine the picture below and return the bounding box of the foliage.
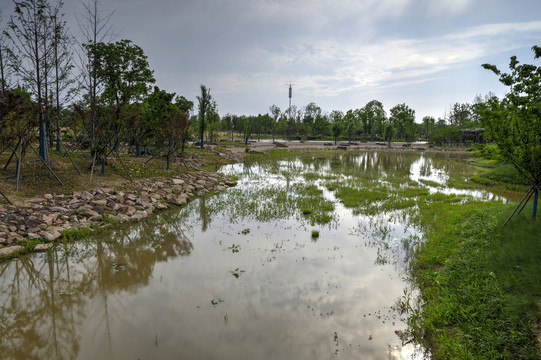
[197,84,211,148]
[481,45,541,217]
[430,125,462,145]
[90,39,155,166]
[390,103,416,141]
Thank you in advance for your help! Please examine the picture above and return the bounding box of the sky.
[3,0,541,121]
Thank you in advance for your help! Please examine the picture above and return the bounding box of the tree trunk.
[532,187,539,219]
[39,114,48,161]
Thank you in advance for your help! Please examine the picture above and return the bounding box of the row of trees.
[210,97,488,145]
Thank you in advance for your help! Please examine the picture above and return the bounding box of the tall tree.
[269,104,280,141]
[76,0,115,149]
[363,100,386,139]
[206,99,219,144]
[196,84,211,148]
[481,46,541,218]
[93,39,154,140]
[330,110,343,145]
[6,0,53,160]
[422,116,435,139]
[448,102,472,127]
[49,0,75,152]
[0,11,13,93]
[91,39,154,172]
[390,103,415,141]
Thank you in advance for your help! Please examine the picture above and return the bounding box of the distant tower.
[286,82,295,118]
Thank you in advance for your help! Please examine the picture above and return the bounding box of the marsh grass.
[205,181,335,225]
[417,179,442,188]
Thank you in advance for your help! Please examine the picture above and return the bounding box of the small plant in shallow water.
[311,230,320,239]
[228,244,240,253]
[211,298,225,305]
[231,268,245,278]
[240,228,250,235]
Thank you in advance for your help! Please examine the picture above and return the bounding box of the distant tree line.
[214,96,490,145]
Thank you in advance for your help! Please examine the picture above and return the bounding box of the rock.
[131,210,148,221]
[34,243,53,251]
[155,202,168,210]
[49,206,70,213]
[77,208,100,218]
[125,194,137,202]
[80,191,94,201]
[40,230,62,241]
[43,213,59,225]
[92,206,105,215]
[0,246,22,258]
[91,199,108,207]
[97,187,113,194]
[166,194,187,205]
[114,214,130,223]
[172,178,184,185]
[44,194,54,200]
[90,214,103,222]
[27,198,46,204]
[27,233,41,240]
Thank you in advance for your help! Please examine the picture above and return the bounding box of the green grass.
[407,196,541,359]
[471,163,531,190]
[488,206,541,323]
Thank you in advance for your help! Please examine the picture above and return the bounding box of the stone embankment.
[0,170,237,259]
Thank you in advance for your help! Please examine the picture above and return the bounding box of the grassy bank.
[408,195,541,359]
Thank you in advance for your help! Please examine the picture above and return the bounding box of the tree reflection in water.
[0,210,192,359]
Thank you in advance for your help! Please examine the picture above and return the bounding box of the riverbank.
[0,169,237,260]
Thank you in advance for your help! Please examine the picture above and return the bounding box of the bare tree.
[75,0,115,149]
[6,0,53,160]
[49,0,75,152]
[0,10,13,93]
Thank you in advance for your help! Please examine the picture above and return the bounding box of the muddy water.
[0,151,513,359]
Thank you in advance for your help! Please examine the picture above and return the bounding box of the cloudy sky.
[5,0,541,120]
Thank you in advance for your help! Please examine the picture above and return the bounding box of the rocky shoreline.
[0,169,237,260]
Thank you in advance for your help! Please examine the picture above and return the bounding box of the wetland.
[0,150,521,359]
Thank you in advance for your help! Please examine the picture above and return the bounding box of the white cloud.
[235,20,541,100]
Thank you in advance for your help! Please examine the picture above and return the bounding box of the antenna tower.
[286,82,295,118]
